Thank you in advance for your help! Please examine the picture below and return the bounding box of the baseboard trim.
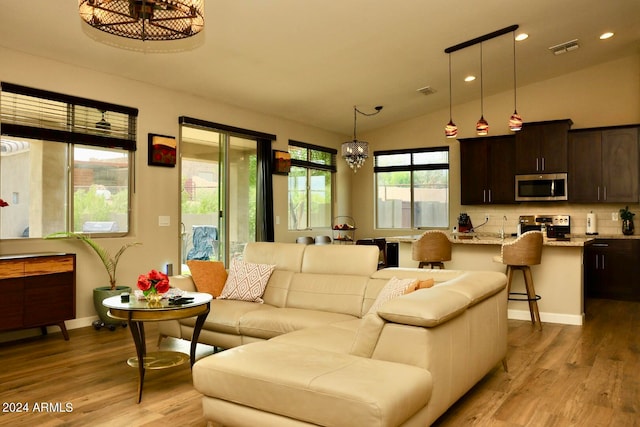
[508,309,584,326]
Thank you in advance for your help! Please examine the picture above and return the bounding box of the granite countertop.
[388,233,592,247]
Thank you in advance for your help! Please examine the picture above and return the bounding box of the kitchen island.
[390,233,591,326]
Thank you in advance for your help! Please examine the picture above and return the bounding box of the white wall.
[0,46,349,332]
[352,54,640,240]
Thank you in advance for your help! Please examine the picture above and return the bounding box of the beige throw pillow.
[219,258,275,303]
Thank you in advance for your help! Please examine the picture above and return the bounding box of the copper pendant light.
[476,42,489,136]
[445,53,458,138]
[509,30,523,131]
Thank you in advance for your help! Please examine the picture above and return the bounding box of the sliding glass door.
[180,125,256,270]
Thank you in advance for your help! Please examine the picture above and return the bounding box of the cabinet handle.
[536,158,539,171]
[488,189,492,203]
[542,157,545,171]
[483,189,486,203]
[592,243,609,247]
[604,186,607,201]
[597,186,600,201]
[595,255,598,269]
[601,254,605,270]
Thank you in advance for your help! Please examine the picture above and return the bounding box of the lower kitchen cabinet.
[584,239,640,301]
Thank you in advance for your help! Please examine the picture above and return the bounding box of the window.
[287,140,336,230]
[0,83,137,238]
[374,147,449,229]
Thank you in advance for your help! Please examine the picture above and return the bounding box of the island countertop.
[388,233,593,247]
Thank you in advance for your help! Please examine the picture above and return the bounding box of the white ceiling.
[0,0,638,135]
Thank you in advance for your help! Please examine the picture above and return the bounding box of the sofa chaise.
[159,242,508,426]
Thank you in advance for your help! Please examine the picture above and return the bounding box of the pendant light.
[341,105,383,172]
[444,53,458,138]
[509,30,523,131]
[476,42,489,135]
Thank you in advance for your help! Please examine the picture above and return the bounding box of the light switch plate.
[159,215,170,226]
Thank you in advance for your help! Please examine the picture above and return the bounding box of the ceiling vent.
[417,86,437,96]
[548,39,579,55]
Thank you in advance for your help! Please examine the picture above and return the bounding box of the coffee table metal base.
[127,351,190,369]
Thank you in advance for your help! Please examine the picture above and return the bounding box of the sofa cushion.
[285,273,369,317]
[301,244,380,276]
[193,341,433,427]
[219,259,275,303]
[186,260,228,297]
[270,319,361,353]
[367,276,417,315]
[238,307,356,339]
[377,287,471,328]
[349,313,386,357]
[243,242,306,272]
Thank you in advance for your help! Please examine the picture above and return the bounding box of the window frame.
[287,140,336,231]
[374,146,450,230]
[0,82,138,238]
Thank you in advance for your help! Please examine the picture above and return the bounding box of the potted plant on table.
[619,206,635,236]
[46,232,141,330]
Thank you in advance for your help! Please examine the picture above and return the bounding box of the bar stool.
[314,235,332,245]
[295,236,314,245]
[493,231,543,330]
[411,230,452,269]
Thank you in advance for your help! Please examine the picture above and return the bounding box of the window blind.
[0,82,138,151]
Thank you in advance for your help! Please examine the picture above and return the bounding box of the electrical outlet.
[612,212,619,221]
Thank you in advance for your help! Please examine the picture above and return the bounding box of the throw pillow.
[219,259,275,303]
[186,260,228,297]
[416,278,435,289]
[367,276,418,315]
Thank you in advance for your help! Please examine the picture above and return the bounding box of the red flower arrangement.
[0,198,8,207]
[137,269,170,296]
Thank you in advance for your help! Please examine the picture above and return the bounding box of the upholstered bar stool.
[493,231,544,330]
[412,230,452,269]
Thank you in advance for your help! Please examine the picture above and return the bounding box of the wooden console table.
[0,252,76,340]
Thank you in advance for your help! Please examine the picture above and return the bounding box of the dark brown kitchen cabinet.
[460,135,515,205]
[515,119,572,174]
[0,253,76,340]
[569,126,639,203]
[585,239,640,301]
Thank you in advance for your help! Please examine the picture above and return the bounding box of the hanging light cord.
[512,32,517,109]
[448,54,453,120]
[479,42,484,116]
[353,106,383,140]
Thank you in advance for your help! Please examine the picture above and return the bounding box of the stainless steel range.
[518,214,570,238]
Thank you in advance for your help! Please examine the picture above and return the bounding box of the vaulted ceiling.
[1,1,638,135]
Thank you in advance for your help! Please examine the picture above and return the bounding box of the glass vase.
[622,219,635,235]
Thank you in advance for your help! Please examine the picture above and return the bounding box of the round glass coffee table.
[103,292,212,403]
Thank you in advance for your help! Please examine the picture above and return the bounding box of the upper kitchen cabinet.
[459,135,516,205]
[569,125,639,203]
[515,119,573,174]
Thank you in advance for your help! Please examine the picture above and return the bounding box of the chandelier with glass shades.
[78,0,204,42]
[342,105,383,172]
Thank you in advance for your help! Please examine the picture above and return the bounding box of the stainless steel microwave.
[515,173,568,201]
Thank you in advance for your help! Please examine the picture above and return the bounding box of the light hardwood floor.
[1,298,638,426]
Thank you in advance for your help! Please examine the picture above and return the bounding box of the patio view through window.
[374,147,449,229]
[287,140,336,230]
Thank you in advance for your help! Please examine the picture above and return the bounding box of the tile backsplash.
[458,203,640,237]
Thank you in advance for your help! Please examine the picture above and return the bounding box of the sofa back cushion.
[285,273,370,317]
[243,242,305,272]
[301,244,379,276]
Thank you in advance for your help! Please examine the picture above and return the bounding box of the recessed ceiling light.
[515,33,529,41]
[600,32,614,40]
[464,75,476,82]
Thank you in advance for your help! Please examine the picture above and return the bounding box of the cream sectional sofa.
[159,242,508,426]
